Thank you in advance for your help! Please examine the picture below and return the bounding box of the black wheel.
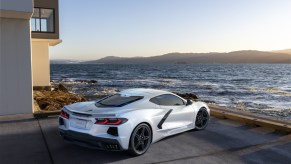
[195,108,209,130]
[128,123,152,156]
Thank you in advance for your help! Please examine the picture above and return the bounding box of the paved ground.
[1,114,291,164]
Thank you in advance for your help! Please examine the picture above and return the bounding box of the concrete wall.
[31,41,50,87]
[0,18,33,115]
[0,0,33,115]
[0,0,33,19]
[0,0,33,12]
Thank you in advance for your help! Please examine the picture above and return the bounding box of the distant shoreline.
[50,63,291,65]
[51,50,291,64]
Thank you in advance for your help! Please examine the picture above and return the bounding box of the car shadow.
[43,126,135,163]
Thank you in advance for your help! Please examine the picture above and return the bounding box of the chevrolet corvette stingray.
[59,88,210,155]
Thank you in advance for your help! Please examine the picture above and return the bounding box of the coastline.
[32,87,291,133]
[50,64,291,120]
[34,82,291,121]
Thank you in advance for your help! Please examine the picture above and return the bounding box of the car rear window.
[95,94,143,107]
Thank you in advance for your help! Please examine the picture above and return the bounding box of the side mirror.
[186,99,193,106]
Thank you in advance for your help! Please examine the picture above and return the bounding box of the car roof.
[119,88,171,98]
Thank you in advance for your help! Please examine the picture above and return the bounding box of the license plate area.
[70,118,88,129]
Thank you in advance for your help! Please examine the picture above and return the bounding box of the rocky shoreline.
[33,83,290,121]
[33,84,202,112]
[33,84,87,112]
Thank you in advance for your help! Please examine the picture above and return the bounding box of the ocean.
[51,64,291,119]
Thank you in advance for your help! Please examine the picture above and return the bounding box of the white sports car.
[59,88,210,155]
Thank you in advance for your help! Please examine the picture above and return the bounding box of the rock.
[173,92,199,100]
[75,79,97,84]
[46,106,59,111]
[76,80,86,83]
[38,100,50,109]
[89,80,97,84]
[57,83,69,92]
[33,90,87,111]
[34,91,45,98]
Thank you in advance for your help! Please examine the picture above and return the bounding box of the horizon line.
[51,48,291,61]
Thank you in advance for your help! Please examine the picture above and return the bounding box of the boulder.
[89,80,97,84]
[33,90,87,111]
[173,92,199,100]
[56,83,69,92]
[38,100,50,109]
[75,79,97,84]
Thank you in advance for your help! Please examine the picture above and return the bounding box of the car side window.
[149,97,160,105]
[150,94,185,106]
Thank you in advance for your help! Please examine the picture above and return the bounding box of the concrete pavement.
[1,114,291,164]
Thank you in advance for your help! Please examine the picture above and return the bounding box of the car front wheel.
[128,123,152,156]
[195,107,209,130]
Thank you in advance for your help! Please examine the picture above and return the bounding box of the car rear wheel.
[128,123,152,156]
[195,107,209,130]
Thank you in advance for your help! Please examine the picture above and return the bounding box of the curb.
[33,110,61,118]
[209,105,291,134]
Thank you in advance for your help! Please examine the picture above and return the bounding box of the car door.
[153,94,194,134]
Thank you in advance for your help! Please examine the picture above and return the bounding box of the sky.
[50,0,291,60]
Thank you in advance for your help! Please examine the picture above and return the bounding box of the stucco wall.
[0,0,33,12]
[31,41,50,86]
[0,17,33,115]
[0,0,33,19]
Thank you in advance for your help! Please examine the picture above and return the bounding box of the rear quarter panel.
[118,108,169,144]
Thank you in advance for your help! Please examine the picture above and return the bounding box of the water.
[51,64,291,119]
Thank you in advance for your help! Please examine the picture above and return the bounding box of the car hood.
[64,101,136,116]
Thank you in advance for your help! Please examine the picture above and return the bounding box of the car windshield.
[95,94,143,107]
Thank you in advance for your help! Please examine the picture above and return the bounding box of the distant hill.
[272,49,291,55]
[50,59,82,64]
[81,50,291,64]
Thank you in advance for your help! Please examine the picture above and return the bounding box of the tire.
[128,123,152,156]
[195,107,209,130]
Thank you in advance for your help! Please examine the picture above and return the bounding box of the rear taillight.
[95,118,127,125]
[60,110,70,119]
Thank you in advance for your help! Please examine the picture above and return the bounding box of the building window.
[31,8,54,33]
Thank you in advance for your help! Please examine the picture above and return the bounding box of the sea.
[51,64,291,119]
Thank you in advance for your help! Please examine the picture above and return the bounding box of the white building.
[0,0,61,115]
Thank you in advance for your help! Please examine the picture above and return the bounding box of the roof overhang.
[0,10,32,19]
[31,38,62,46]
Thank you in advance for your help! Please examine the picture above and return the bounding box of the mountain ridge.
[81,50,291,64]
[50,49,291,64]
[272,49,291,55]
